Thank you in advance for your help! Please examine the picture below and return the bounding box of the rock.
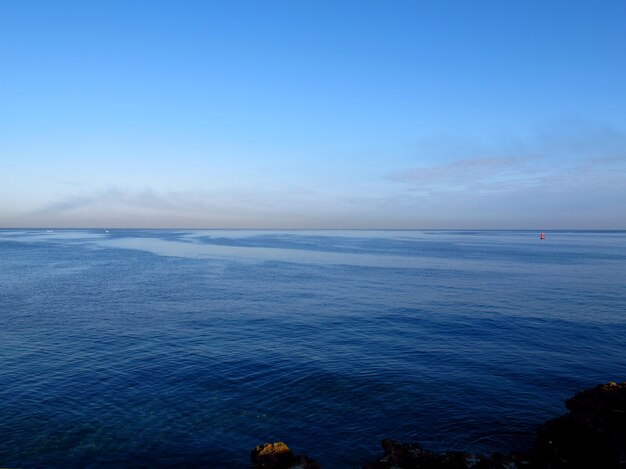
[253,382,626,469]
[363,382,626,468]
[251,441,321,469]
[533,381,626,469]
[290,454,322,469]
[361,439,523,468]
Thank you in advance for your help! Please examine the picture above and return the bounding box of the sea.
[1,229,625,468]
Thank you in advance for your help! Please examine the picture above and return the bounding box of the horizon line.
[2,227,625,232]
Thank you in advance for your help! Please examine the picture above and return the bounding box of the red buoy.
[540,232,545,240]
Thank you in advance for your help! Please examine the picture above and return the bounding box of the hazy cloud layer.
[388,123,626,198]
[389,155,626,193]
[4,123,626,230]
[376,124,626,228]
[387,156,538,190]
[22,187,369,229]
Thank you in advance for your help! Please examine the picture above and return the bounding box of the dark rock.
[533,381,626,469]
[361,439,522,468]
[291,454,322,469]
[251,441,321,469]
[252,382,626,469]
[362,382,626,468]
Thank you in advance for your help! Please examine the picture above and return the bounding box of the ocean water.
[1,229,625,468]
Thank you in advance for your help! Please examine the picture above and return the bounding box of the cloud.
[581,155,626,167]
[532,120,626,160]
[387,153,626,205]
[11,120,626,229]
[25,185,370,229]
[373,123,626,228]
[387,122,626,197]
[33,189,123,214]
[387,156,538,190]
[34,189,232,217]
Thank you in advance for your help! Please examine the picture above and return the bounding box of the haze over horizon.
[2,1,625,229]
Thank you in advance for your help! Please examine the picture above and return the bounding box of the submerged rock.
[251,441,321,469]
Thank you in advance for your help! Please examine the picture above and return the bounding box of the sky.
[1,0,625,229]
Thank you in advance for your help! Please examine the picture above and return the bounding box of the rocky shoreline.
[251,381,626,468]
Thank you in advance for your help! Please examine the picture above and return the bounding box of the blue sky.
[1,0,625,228]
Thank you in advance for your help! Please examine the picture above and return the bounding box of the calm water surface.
[1,230,625,468]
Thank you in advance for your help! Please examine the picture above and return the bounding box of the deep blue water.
[1,229,625,468]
